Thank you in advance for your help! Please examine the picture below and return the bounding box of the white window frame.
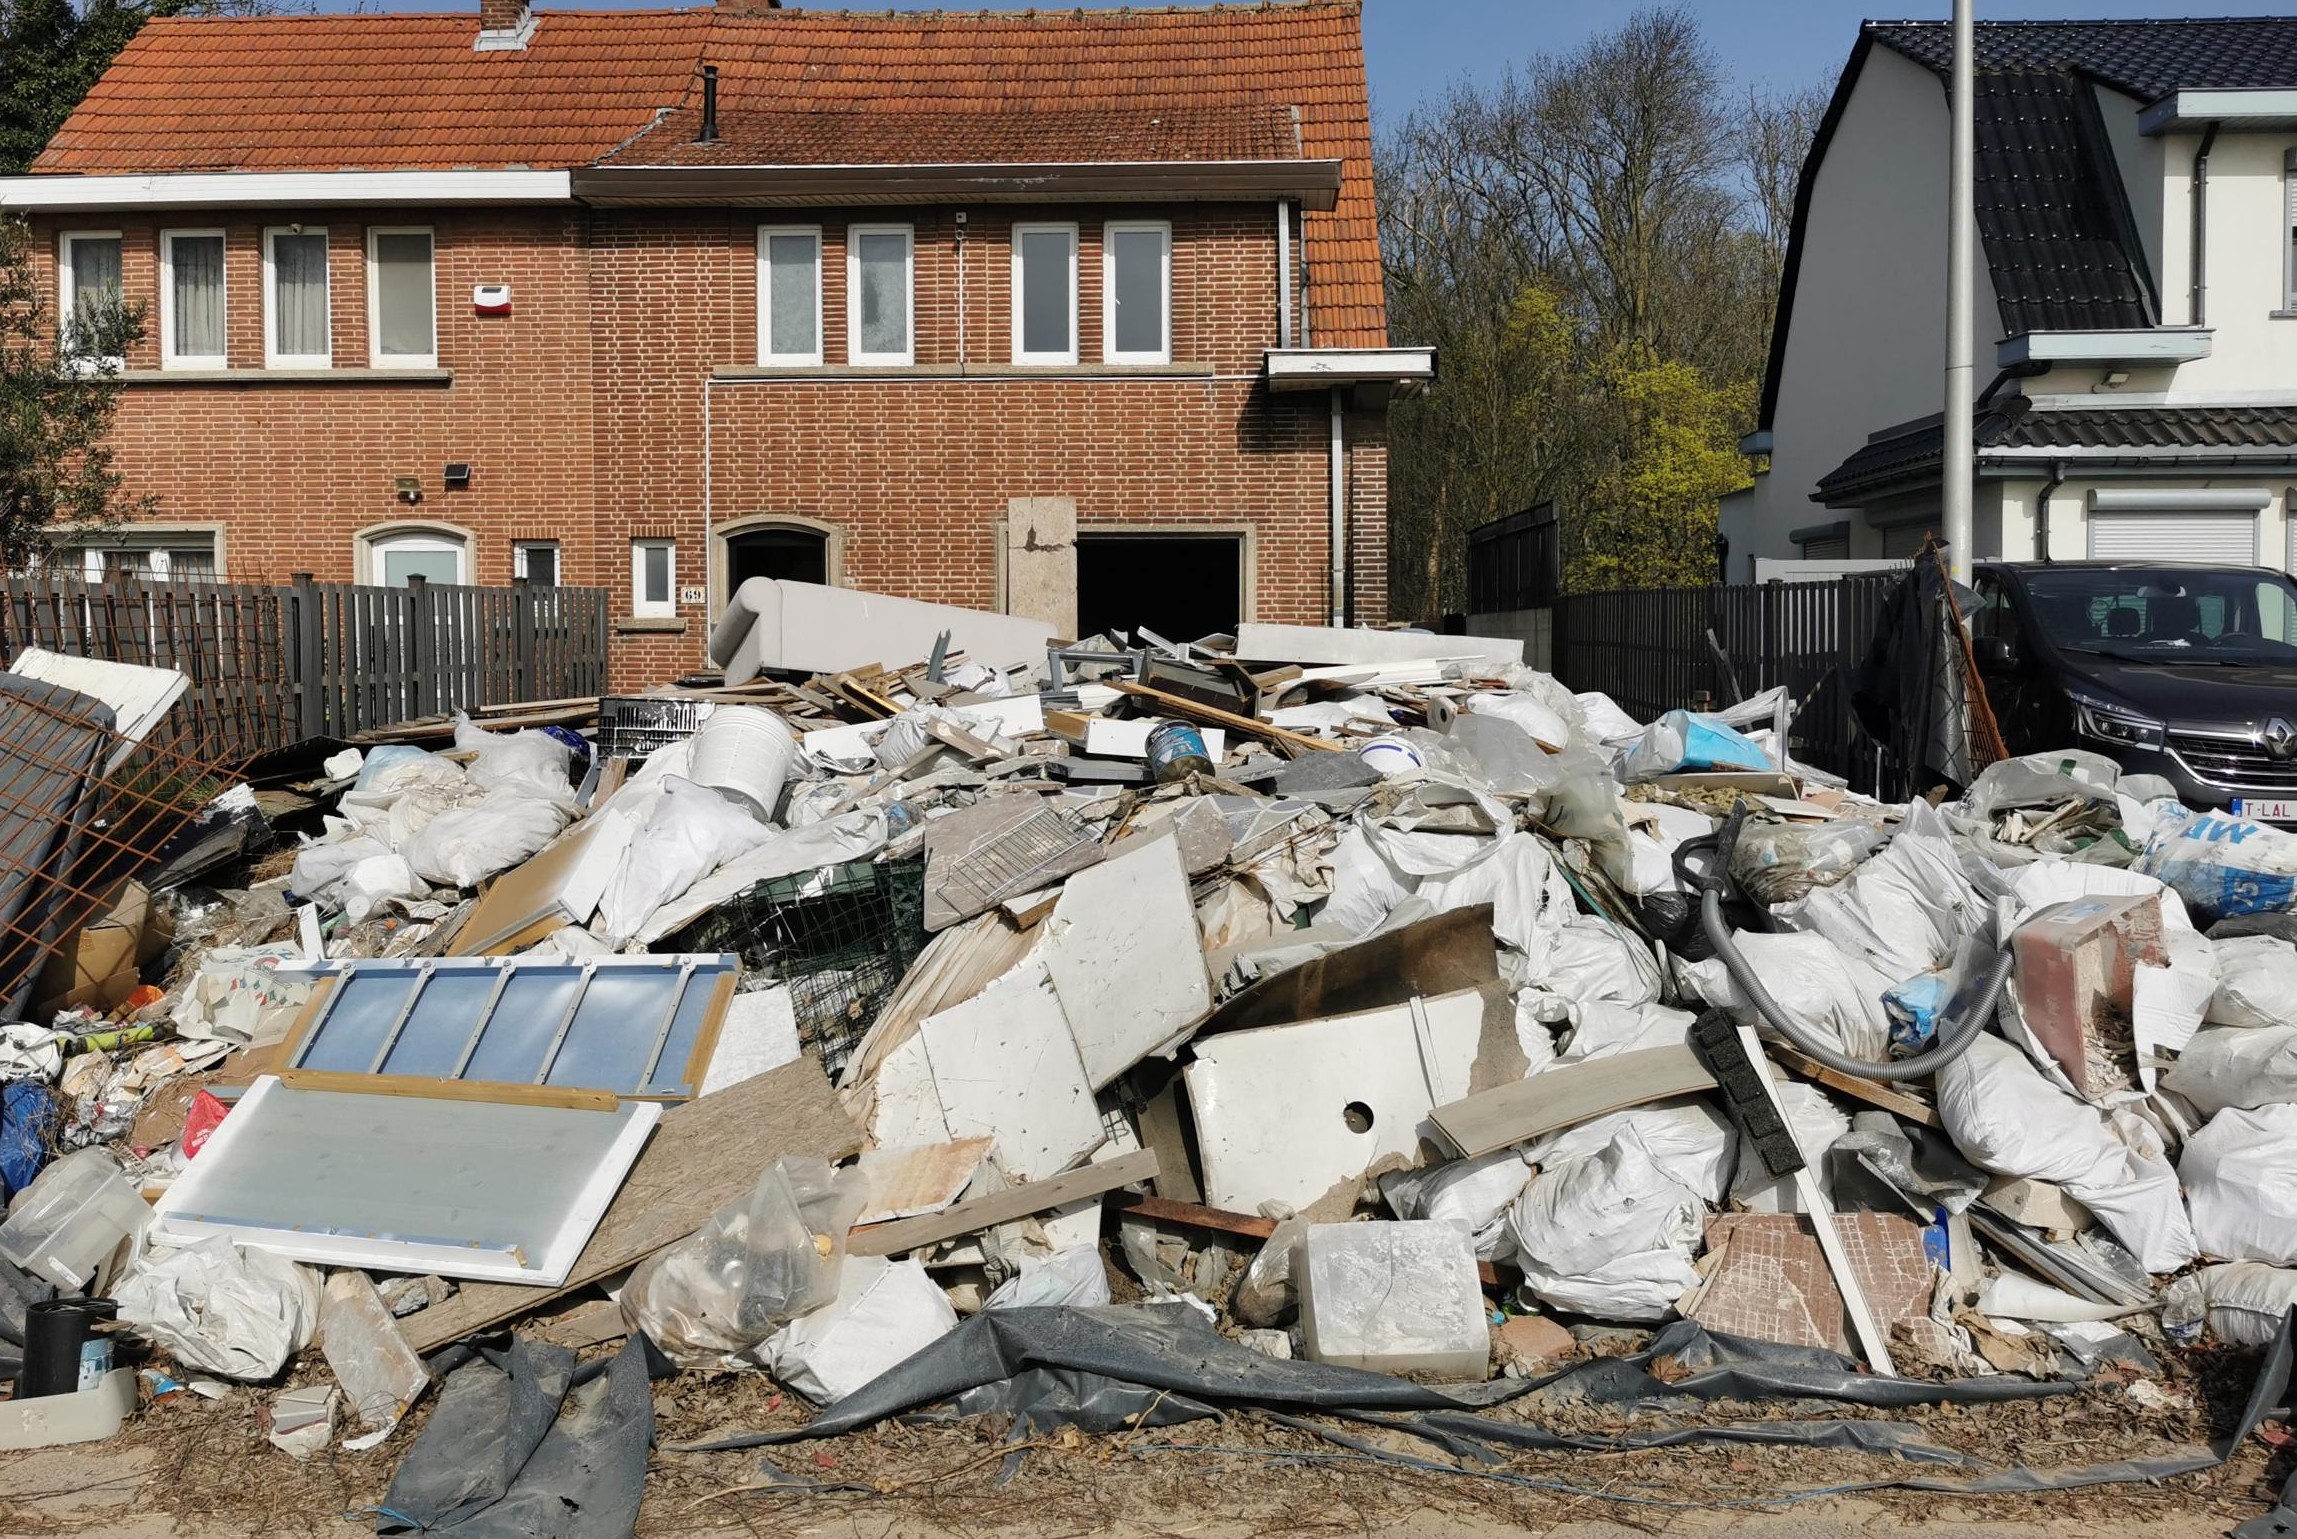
[631,538,676,618]
[361,527,468,587]
[263,225,332,369]
[57,230,124,368]
[366,225,436,369]
[756,224,824,367]
[1102,220,1172,365]
[1010,221,1079,366]
[513,540,560,585]
[846,223,915,367]
[159,227,227,370]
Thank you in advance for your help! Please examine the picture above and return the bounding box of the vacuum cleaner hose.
[1699,889,2006,1081]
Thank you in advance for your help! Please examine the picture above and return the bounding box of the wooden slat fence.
[0,572,608,761]
[1550,574,1901,791]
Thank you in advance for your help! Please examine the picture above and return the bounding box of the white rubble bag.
[764,1255,958,1404]
[1506,1126,1704,1321]
[1378,1150,1537,1262]
[1552,1000,1696,1064]
[620,1156,868,1369]
[341,852,424,925]
[1730,1081,1850,1214]
[1934,1034,2197,1273]
[983,1246,1112,1309]
[1774,800,1984,984]
[2165,1262,2297,1348]
[2179,1103,2297,1265]
[289,834,394,906]
[1519,917,1660,1007]
[1526,1100,1736,1205]
[1679,930,1895,1062]
[596,776,773,946]
[453,712,575,797]
[115,1237,323,1381]
[2161,1026,2297,1115]
[2205,936,2297,1028]
[404,786,570,889]
[1462,691,1570,751]
[1232,1210,1312,1327]
[1415,832,1579,976]
[2135,806,2297,926]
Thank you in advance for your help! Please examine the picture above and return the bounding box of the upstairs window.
[1011,222,1078,365]
[368,228,435,367]
[1105,221,1171,364]
[161,229,226,369]
[848,224,913,365]
[58,232,123,366]
[265,227,331,368]
[758,226,822,365]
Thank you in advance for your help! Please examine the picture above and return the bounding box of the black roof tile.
[1870,18,2297,98]
[1813,404,2297,503]
[1972,69,2155,332]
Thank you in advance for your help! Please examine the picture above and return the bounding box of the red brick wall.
[30,201,1389,691]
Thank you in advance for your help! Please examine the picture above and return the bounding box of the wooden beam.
[1765,1043,1942,1129]
[848,1149,1157,1257]
[1108,680,1341,756]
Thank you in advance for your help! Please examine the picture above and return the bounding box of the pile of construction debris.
[0,577,2291,1534]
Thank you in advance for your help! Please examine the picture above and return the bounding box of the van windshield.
[2020,568,2297,663]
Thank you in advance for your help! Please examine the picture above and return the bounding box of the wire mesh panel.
[661,857,927,1079]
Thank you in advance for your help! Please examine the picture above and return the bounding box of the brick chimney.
[475,0,533,52]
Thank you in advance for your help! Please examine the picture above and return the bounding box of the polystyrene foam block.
[1295,1220,1488,1379]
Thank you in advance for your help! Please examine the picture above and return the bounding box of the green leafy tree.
[0,212,150,567]
[1,0,223,176]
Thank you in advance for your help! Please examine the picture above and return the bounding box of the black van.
[1969,561,2297,819]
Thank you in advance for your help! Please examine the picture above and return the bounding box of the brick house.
[0,0,1428,687]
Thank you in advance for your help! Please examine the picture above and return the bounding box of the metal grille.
[2169,732,2297,791]
[596,696,711,759]
[662,857,926,1078]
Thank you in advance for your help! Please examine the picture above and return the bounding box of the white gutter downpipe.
[1941,0,1976,585]
[1277,200,1294,347]
[1329,386,1347,626]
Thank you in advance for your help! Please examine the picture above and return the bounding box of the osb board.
[1686,1211,1935,1357]
[401,1053,861,1353]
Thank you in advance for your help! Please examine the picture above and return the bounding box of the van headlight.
[2072,694,2165,751]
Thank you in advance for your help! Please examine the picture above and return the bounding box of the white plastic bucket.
[685,705,797,820]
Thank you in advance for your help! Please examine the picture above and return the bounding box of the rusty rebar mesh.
[0,682,245,1014]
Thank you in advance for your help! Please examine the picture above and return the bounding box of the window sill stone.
[120,367,453,386]
[614,616,689,635]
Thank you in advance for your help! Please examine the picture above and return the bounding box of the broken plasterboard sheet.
[1041,833,1213,1089]
[9,647,187,757]
[151,1075,661,1285]
[855,1138,997,1226]
[1185,990,1484,1215]
[918,956,1104,1182]
[865,1025,957,1149]
[1684,1211,1936,1357]
[699,986,803,1096]
[1232,623,1522,674]
[401,1054,862,1353]
[709,577,1056,685]
[1082,718,1228,764]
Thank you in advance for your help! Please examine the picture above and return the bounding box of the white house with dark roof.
[1723,17,2297,580]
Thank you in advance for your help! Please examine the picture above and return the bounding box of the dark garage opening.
[1075,535,1242,643]
[727,526,828,589]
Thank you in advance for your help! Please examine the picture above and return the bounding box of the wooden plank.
[1766,1042,1941,1129]
[848,1149,1158,1258]
[275,1069,617,1113]
[1427,1046,1719,1160]
[400,1054,862,1352]
[1108,679,1341,756]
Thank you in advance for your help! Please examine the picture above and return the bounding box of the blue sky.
[330,1,2297,118]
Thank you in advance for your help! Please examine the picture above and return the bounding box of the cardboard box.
[34,882,170,1017]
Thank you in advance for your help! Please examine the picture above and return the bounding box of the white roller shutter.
[2087,510,2258,563]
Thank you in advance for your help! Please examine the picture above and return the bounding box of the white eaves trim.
[2140,89,2297,135]
[1996,329,2212,367]
[0,169,574,211]
[1264,346,1435,392]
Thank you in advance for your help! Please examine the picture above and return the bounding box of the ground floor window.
[53,531,218,582]
[632,538,676,617]
[725,524,829,589]
[513,541,559,586]
[363,527,468,587]
[1075,533,1243,644]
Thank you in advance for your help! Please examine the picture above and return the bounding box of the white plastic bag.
[2180,1103,2297,1265]
[115,1237,323,1380]
[2162,1026,2297,1115]
[404,787,570,889]
[984,1246,1112,1309]
[289,834,394,905]
[1935,1034,2196,1273]
[1233,1211,1312,1327]
[764,1255,958,1404]
[596,776,772,945]
[1572,691,1644,747]
[2135,807,2297,925]
[1506,1127,1704,1320]
[2180,1262,2297,1347]
[453,713,574,797]
[1380,1150,1537,1262]
[1775,800,1983,984]
[1553,1001,1695,1064]
[1463,691,1569,751]
[1679,930,1895,1062]
[342,853,424,925]
[1526,1100,1736,1205]
[620,1156,868,1369]
[1520,917,1660,1007]
[1416,832,1578,974]
[2206,936,2297,1028]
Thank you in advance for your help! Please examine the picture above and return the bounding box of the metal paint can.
[1144,719,1213,783]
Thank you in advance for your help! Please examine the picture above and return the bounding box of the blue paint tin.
[1144,719,1213,783]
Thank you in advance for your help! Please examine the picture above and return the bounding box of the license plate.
[2233,798,2297,822]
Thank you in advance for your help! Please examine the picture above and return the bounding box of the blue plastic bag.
[0,1081,60,1201]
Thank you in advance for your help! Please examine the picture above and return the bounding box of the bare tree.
[1740,84,1831,271]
